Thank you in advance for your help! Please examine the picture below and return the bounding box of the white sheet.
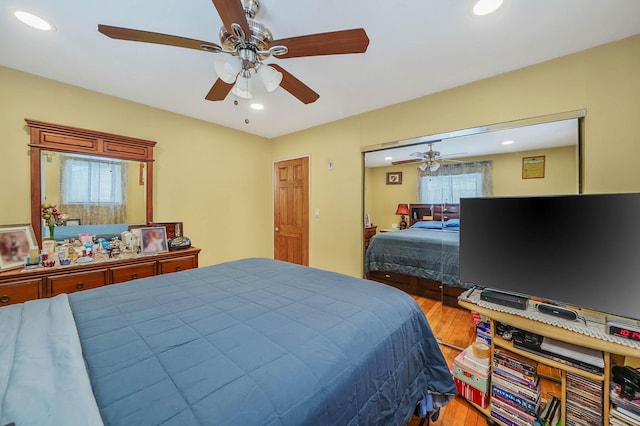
[0,294,103,425]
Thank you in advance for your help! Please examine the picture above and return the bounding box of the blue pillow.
[444,218,460,228]
[410,221,445,229]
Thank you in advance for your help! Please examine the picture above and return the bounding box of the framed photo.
[63,218,81,226]
[0,224,37,271]
[522,156,545,179]
[140,226,168,254]
[386,171,403,185]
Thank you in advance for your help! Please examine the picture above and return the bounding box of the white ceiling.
[365,118,578,167]
[1,1,639,139]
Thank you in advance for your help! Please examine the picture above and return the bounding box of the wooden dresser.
[0,247,200,306]
[364,226,377,252]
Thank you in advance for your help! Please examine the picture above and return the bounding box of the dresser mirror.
[27,119,156,245]
[40,151,147,225]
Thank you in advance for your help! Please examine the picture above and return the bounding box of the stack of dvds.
[610,381,640,425]
[565,372,603,425]
[491,348,541,426]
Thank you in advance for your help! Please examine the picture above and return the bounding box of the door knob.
[275,227,279,232]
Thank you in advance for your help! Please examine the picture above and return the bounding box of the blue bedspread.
[69,258,455,425]
[364,228,469,288]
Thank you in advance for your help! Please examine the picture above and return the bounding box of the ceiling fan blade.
[272,28,369,59]
[409,152,425,158]
[391,159,421,166]
[270,64,319,104]
[205,79,234,101]
[98,24,221,52]
[211,0,251,39]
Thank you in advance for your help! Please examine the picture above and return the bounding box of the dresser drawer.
[111,262,156,283]
[159,256,196,274]
[48,270,107,296]
[0,279,41,306]
[367,270,411,286]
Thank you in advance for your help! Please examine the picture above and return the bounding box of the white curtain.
[417,161,493,204]
[59,154,128,224]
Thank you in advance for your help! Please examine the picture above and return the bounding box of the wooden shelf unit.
[459,299,640,426]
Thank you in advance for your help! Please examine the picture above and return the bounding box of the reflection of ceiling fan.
[392,141,465,172]
[98,0,369,104]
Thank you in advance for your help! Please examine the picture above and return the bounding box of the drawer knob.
[385,274,391,278]
[175,266,182,271]
[131,273,138,279]
[0,295,10,304]
[76,282,84,289]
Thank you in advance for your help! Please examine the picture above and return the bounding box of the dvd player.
[480,289,528,310]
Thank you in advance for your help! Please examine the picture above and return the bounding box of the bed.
[0,257,456,425]
[365,204,470,306]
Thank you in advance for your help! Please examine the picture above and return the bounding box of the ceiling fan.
[392,141,466,172]
[97,0,370,104]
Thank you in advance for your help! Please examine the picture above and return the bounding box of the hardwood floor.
[407,295,489,426]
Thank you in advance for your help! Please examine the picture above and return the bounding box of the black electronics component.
[536,303,578,321]
[460,194,640,321]
[612,366,640,400]
[480,289,528,310]
[607,322,640,342]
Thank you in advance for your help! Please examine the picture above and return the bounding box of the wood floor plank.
[407,295,489,426]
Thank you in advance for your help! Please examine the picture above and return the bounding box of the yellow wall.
[0,66,272,267]
[272,34,640,277]
[367,145,577,229]
[2,34,639,278]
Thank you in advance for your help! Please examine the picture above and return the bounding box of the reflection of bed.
[365,204,469,307]
[1,258,456,425]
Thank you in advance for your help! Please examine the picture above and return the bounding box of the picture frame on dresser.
[0,224,37,271]
[141,226,168,254]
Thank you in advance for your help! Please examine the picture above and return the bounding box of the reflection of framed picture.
[63,218,81,226]
[140,226,168,254]
[0,224,37,271]
[386,171,403,185]
[522,156,545,179]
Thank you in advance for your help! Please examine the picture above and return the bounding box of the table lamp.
[395,204,410,229]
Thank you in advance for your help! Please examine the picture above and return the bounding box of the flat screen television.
[459,193,640,321]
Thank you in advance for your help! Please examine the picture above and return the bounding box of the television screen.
[459,193,640,321]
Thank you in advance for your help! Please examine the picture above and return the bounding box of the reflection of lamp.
[395,203,410,229]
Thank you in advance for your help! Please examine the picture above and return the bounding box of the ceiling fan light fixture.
[232,71,252,99]
[472,0,504,16]
[257,64,282,92]
[430,162,441,172]
[214,56,242,84]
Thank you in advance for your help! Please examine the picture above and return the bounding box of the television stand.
[458,296,640,426]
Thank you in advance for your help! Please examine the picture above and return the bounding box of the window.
[62,155,124,205]
[418,161,493,204]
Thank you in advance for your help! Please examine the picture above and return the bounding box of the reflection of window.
[62,156,124,205]
[418,161,493,204]
[420,173,483,204]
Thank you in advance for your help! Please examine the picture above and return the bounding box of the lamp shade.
[395,204,410,215]
[231,72,252,99]
[214,56,242,84]
[257,64,283,92]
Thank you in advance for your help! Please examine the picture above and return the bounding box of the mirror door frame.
[26,119,156,245]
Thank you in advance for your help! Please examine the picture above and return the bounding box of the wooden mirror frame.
[26,119,156,246]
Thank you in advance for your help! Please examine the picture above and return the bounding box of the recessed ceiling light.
[385,156,393,161]
[502,140,515,145]
[14,11,53,31]
[472,0,504,16]
[250,103,264,110]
